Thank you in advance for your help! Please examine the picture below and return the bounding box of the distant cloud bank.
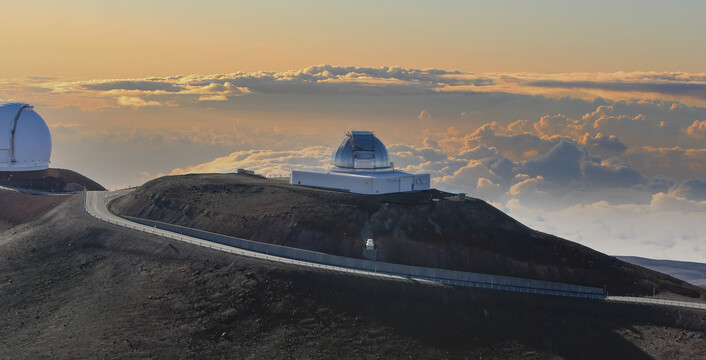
[4,65,706,110]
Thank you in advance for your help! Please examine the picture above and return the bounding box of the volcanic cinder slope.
[110,173,705,299]
[0,168,106,192]
[0,189,70,231]
[1,193,706,359]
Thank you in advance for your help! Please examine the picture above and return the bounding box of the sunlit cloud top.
[4,66,706,112]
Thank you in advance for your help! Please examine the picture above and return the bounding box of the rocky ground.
[110,173,705,299]
[1,194,705,359]
[0,189,70,231]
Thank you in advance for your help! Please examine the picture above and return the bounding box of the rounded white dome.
[0,102,52,171]
[331,131,391,171]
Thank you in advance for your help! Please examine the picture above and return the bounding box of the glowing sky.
[1,1,705,262]
[2,1,706,78]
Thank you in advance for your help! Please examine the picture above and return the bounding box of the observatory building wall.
[291,131,431,195]
[291,170,430,195]
[291,170,371,193]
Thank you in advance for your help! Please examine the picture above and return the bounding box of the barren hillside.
[0,168,105,192]
[1,195,705,359]
[0,189,70,231]
[110,173,705,299]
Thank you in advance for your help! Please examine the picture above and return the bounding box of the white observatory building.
[291,131,430,194]
[0,103,52,172]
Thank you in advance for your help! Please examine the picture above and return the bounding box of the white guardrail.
[83,191,706,310]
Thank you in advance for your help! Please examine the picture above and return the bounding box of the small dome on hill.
[331,131,390,171]
[0,103,52,172]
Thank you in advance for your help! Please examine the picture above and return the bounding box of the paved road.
[86,190,408,285]
[84,190,706,310]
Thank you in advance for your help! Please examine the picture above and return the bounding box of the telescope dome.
[0,102,52,172]
[331,131,390,171]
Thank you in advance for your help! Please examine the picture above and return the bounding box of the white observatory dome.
[331,131,391,171]
[0,102,52,172]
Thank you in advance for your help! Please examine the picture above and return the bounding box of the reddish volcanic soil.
[110,173,706,299]
[0,168,105,192]
[0,189,70,231]
[1,195,705,359]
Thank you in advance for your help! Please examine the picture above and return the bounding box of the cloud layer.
[4,66,706,111]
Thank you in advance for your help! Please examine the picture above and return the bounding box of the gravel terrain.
[0,189,70,231]
[110,173,705,299]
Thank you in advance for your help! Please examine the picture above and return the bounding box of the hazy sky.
[2,0,706,78]
[1,1,705,262]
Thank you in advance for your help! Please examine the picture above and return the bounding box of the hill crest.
[109,173,705,299]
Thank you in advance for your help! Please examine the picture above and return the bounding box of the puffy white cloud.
[117,96,161,108]
[439,160,502,193]
[169,146,333,177]
[686,119,706,139]
[592,112,650,138]
[421,103,706,184]
[579,133,628,158]
[504,193,706,262]
[476,177,505,199]
[506,176,557,209]
[462,123,565,161]
[505,119,531,134]
[533,114,589,138]
[581,105,615,121]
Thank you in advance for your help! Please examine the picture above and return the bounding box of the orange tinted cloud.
[686,120,706,139]
[3,66,706,112]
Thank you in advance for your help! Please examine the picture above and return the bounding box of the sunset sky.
[2,1,705,262]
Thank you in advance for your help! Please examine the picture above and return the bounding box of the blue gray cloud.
[82,80,184,92]
[526,80,706,100]
[670,179,706,201]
